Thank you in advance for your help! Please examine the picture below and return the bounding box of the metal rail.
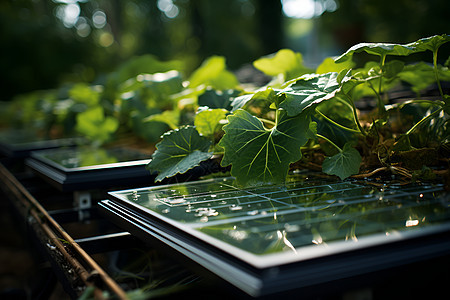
[0,162,128,299]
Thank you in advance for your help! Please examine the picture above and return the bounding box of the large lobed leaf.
[147,126,213,182]
[335,42,419,63]
[278,72,340,117]
[219,109,315,186]
[411,34,450,53]
[335,35,450,64]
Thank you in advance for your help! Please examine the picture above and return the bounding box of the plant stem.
[258,117,276,127]
[343,94,368,136]
[368,82,383,109]
[336,96,355,110]
[316,133,342,152]
[379,54,386,96]
[385,99,445,111]
[315,108,361,134]
[433,50,445,100]
[405,107,442,136]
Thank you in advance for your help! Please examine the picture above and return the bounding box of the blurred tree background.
[1,0,449,101]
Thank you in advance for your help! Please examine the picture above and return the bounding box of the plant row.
[2,34,449,186]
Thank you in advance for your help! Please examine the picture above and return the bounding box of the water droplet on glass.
[230,205,243,211]
[195,207,218,217]
[169,198,186,205]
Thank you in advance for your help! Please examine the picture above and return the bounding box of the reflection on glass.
[37,147,149,169]
[0,129,47,144]
[110,175,449,256]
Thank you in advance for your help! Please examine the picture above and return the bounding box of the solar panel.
[25,147,153,191]
[0,129,84,158]
[101,174,450,296]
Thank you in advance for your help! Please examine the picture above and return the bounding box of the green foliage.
[69,83,101,106]
[194,108,228,137]
[144,110,180,131]
[398,62,450,93]
[146,35,450,186]
[188,56,239,90]
[315,57,354,74]
[253,49,313,82]
[197,88,241,110]
[76,106,119,145]
[147,126,213,182]
[412,34,450,53]
[4,34,450,187]
[322,143,362,180]
[335,42,420,63]
[230,87,279,112]
[219,109,315,186]
[105,55,185,100]
[278,72,341,116]
[119,70,183,109]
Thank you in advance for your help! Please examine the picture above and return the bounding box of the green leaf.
[253,49,312,81]
[188,56,239,90]
[198,88,241,110]
[144,110,180,130]
[335,42,419,63]
[316,57,355,74]
[219,109,314,186]
[194,108,228,137]
[338,69,366,95]
[120,70,182,93]
[130,108,169,143]
[411,34,450,53]
[69,83,100,106]
[383,60,405,78]
[76,106,119,145]
[105,54,184,96]
[278,72,340,117]
[231,87,279,111]
[120,70,183,109]
[398,62,450,93]
[322,143,362,180]
[147,126,213,182]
